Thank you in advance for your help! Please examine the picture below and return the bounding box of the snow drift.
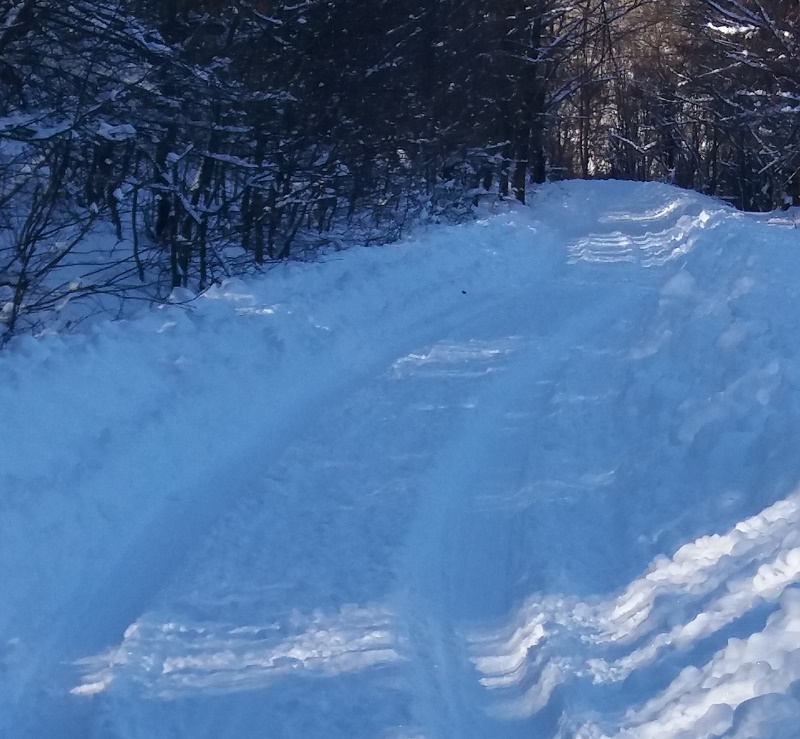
[2,180,800,738]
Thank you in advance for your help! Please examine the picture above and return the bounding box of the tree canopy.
[1,0,797,341]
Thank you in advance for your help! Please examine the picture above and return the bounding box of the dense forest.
[0,0,798,341]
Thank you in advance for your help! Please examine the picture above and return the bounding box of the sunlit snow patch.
[73,604,400,700]
[468,489,800,735]
[569,195,723,266]
[392,338,522,379]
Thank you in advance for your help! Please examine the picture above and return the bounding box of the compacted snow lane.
[65,184,698,738]
[75,267,650,739]
[6,181,800,738]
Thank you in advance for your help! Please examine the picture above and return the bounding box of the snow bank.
[0,198,556,733]
[4,180,800,738]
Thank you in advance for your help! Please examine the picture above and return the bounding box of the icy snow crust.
[3,181,800,737]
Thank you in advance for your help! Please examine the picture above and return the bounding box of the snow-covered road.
[4,182,800,738]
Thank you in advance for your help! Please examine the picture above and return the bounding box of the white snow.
[3,180,800,738]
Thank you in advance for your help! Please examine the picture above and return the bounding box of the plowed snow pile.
[2,181,800,738]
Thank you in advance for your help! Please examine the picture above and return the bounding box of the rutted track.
[7,182,800,738]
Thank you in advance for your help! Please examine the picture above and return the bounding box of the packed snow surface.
[3,181,800,738]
